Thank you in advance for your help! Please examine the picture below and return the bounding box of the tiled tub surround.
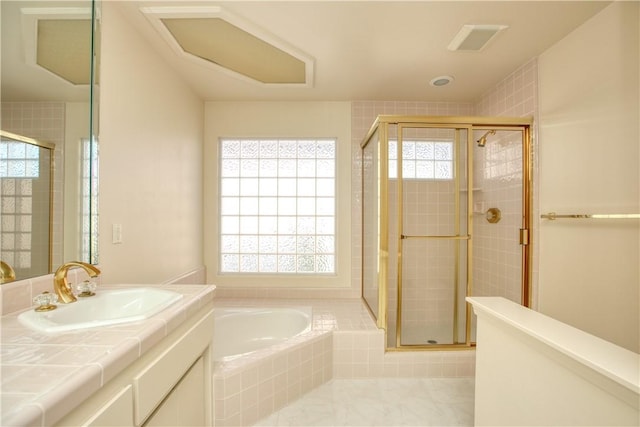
[0,281,216,426]
[212,298,475,426]
[213,299,338,427]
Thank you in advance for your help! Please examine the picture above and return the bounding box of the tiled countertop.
[1,284,216,427]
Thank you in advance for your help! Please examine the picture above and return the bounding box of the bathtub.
[213,306,312,362]
[212,304,333,426]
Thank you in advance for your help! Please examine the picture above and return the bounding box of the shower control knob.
[485,207,502,223]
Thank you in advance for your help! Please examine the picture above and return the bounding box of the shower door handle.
[401,234,470,240]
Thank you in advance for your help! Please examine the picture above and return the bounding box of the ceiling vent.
[141,6,314,87]
[448,24,508,51]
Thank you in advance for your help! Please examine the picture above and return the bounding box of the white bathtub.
[213,307,312,362]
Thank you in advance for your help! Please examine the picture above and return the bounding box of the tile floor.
[254,377,475,426]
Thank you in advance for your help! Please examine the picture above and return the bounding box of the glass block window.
[389,140,453,179]
[219,138,336,274]
[81,138,99,264]
[0,177,33,269]
[0,141,39,270]
[0,140,40,178]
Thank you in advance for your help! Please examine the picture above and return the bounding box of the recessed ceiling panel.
[161,18,306,84]
[141,6,314,87]
[37,19,92,85]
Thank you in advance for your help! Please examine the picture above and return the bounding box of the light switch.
[112,223,122,244]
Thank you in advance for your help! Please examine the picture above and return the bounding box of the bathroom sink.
[18,287,183,333]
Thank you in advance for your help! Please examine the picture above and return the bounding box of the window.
[389,140,453,179]
[0,140,40,178]
[219,138,336,274]
[81,138,99,264]
[0,140,40,270]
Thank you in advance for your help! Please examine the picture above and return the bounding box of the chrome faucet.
[53,261,101,303]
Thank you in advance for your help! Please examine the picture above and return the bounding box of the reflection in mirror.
[1,260,17,284]
[0,131,54,280]
[1,1,99,281]
[82,137,99,265]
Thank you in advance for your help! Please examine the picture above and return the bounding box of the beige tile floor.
[254,377,475,426]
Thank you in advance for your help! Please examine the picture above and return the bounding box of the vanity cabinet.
[56,303,214,427]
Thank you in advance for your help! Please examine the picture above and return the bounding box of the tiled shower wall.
[473,58,538,306]
[471,129,524,303]
[1,102,65,276]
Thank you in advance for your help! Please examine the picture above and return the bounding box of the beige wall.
[538,2,640,352]
[203,101,354,297]
[98,3,204,283]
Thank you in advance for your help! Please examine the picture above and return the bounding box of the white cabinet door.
[143,357,206,427]
[133,310,213,424]
[84,385,134,427]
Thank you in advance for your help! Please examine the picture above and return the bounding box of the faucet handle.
[75,280,97,297]
[33,291,58,312]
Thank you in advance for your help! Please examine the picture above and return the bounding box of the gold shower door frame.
[361,115,533,351]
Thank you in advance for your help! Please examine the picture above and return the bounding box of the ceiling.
[1,1,611,103]
[119,0,611,102]
[1,1,94,102]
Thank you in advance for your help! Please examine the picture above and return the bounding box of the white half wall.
[469,297,639,427]
[538,2,640,352]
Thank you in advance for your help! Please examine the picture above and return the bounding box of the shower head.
[476,130,496,147]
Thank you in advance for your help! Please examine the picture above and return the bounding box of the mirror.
[0,131,54,279]
[0,0,99,281]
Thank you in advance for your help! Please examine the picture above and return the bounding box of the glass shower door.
[360,115,532,350]
[396,126,471,346]
[469,128,528,342]
[362,127,383,326]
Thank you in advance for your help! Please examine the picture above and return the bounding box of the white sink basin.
[18,287,183,333]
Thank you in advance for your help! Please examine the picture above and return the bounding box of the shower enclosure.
[361,116,533,349]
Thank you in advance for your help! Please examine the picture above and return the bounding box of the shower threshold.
[399,323,462,346]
